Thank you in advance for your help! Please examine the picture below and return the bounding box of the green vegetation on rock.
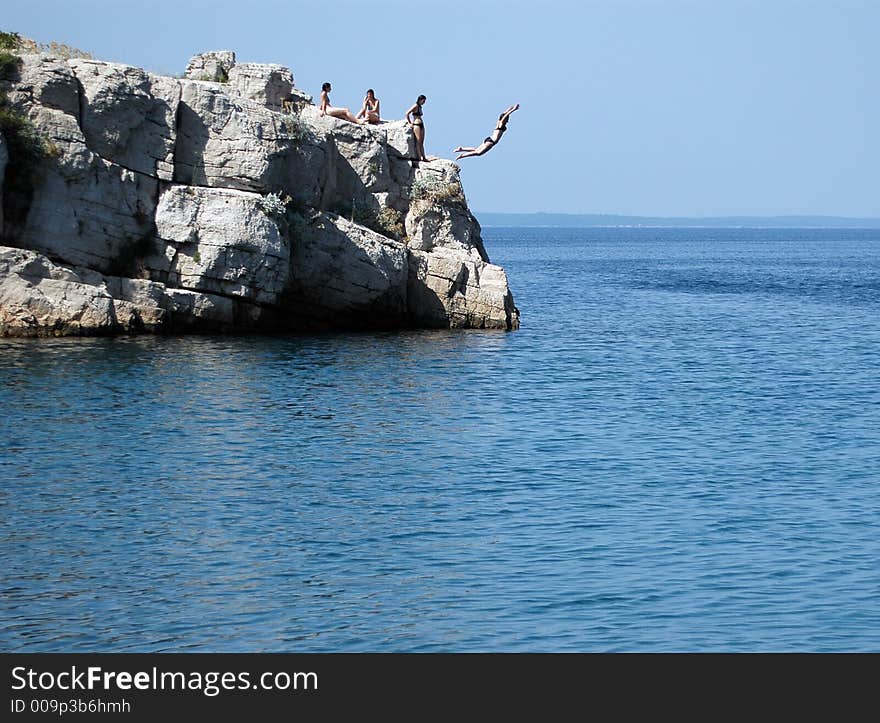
[331,198,405,241]
[409,176,465,205]
[0,29,59,241]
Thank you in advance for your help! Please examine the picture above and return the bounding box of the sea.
[1,226,879,652]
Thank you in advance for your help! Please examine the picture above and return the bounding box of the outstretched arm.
[498,103,520,125]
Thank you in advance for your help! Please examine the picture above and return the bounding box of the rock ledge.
[0,49,519,336]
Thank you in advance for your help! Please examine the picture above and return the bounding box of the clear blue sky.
[5,0,878,216]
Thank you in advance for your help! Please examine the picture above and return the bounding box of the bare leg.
[456,140,494,160]
[455,104,518,157]
[412,124,427,161]
[328,107,364,124]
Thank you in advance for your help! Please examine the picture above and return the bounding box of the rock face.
[173,80,331,208]
[0,246,167,336]
[408,248,518,329]
[184,51,235,82]
[69,59,180,180]
[285,214,408,328]
[2,55,158,273]
[0,132,7,230]
[151,184,289,305]
[0,48,519,336]
[227,63,293,111]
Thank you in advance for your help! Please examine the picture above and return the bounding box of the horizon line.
[476,211,880,220]
[474,211,880,229]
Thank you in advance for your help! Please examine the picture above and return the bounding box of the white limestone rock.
[388,155,416,190]
[163,288,236,328]
[68,59,180,180]
[0,245,253,335]
[2,54,85,165]
[372,191,409,216]
[153,185,290,305]
[0,132,7,231]
[404,161,488,261]
[0,246,166,336]
[184,51,236,81]
[380,120,417,190]
[3,52,81,116]
[407,247,519,330]
[285,87,314,113]
[331,123,392,194]
[104,275,167,317]
[401,160,513,327]
[284,213,408,326]
[383,120,418,159]
[227,63,294,111]
[19,157,158,273]
[174,80,332,207]
[405,197,486,259]
[296,105,393,211]
[3,55,158,273]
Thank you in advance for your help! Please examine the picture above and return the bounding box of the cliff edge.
[0,48,519,336]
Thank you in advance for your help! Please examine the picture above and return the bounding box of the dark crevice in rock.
[73,74,86,136]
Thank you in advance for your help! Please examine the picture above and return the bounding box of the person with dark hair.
[357,89,381,124]
[405,95,428,162]
[454,103,520,160]
[319,82,362,124]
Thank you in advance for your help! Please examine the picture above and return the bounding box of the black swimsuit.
[412,105,424,125]
[484,117,508,145]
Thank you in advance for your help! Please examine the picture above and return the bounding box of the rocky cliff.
[0,48,519,336]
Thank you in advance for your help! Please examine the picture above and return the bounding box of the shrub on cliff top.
[1,31,92,60]
[0,31,21,50]
[410,176,465,205]
[0,32,22,79]
[0,51,21,79]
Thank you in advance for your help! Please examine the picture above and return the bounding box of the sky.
[4,0,878,217]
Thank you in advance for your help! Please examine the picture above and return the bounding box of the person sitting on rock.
[319,82,363,124]
[356,89,381,124]
[454,103,520,160]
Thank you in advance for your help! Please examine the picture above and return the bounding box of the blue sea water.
[1,227,879,652]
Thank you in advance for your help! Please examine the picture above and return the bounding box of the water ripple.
[1,227,879,651]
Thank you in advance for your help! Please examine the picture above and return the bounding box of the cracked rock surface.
[0,49,519,336]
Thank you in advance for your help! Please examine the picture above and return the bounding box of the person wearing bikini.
[357,89,381,124]
[454,103,520,160]
[405,94,428,162]
[319,82,363,124]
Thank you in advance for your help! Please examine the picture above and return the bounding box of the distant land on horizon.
[476,212,880,229]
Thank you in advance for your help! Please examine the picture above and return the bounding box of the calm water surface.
[2,227,879,651]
